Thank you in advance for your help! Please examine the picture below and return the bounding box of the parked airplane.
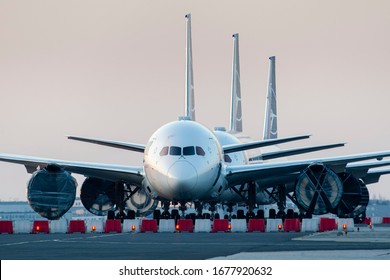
[251,56,390,220]
[0,15,389,221]
[214,34,346,217]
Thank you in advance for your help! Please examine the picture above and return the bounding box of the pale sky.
[1,0,390,201]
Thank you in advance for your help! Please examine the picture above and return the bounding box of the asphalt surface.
[1,228,390,260]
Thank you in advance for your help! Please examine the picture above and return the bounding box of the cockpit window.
[224,154,232,163]
[159,146,169,156]
[183,146,195,156]
[196,146,205,156]
[169,146,182,156]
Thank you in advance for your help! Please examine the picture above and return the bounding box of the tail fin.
[263,56,277,140]
[185,14,195,121]
[229,33,243,133]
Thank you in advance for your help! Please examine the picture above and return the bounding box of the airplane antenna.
[185,14,195,121]
[229,33,242,133]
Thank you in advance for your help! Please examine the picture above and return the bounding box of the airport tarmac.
[1,226,390,260]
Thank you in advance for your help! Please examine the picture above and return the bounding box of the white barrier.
[13,220,33,234]
[194,219,211,232]
[337,218,355,232]
[50,219,68,233]
[371,216,383,224]
[85,219,105,233]
[266,219,283,232]
[301,218,319,232]
[158,219,176,233]
[122,219,141,233]
[230,219,247,232]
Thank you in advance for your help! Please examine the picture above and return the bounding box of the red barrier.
[248,219,265,232]
[212,219,229,233]
[0,220,13,234]
[105,220,122,233]
[363,217,372,225]
[383,217,390,224]
[176,219,194,232]
[319,218,336,232]
[284,219,300,232]
[141,219,158,233]
[68,220,86,234]
[32,220,49,234]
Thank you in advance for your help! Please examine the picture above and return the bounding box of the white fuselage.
[143,119,224,202]
[213,130,249,203]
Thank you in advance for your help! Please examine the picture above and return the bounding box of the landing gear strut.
[246,182,257,219]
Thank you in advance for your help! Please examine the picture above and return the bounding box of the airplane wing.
[363,170,390,185]
[346,160,390,178]
[225,151,390,187]
[249,143,345,161]
[67,136,145,153]
[223,135,310,153]
[0,154,144,185]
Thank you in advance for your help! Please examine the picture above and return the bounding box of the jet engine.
[333,172,363,217]
[27,164,77,220]
[124,185,158,217]
[351,182,369,222]
[294,164,343,215]
[80,177,116,216]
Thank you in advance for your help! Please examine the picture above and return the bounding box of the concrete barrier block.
[122,219,141,233]
[194,219,211,233]
[337,218,355,232]
[158,219,175,233]
[301,218,319,232]
[13,220,33,234]
[266,219,283,232]
[230,219,247,232]
[50,219,68,233]
[85,219,105,233]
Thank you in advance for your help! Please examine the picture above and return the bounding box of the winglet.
[263,56,277,140]
[185,14,195,121]
[229,33,242,133]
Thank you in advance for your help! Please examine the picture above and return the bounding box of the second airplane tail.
[263,56,277,140]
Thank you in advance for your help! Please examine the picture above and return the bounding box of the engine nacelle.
[294,164,343,215]
[80,177,116,216]
[125,186,158,217]
[333,172,362,217]
[27,164,77,220]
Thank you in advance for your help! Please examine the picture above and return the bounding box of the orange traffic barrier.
[141,219,158,233]
[32,220,49,234]
[212,219,229,233]
[319,218,336,232]
[176,219,194,232]
[0,220,13,234]
[247,219,265,232]
[105,219,122,233]
[284,218,300,232]
[68,220,86,234]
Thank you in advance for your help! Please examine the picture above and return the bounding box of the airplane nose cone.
[167,161,198,197]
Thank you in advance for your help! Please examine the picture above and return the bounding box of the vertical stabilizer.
[185,14,195,121]
[229,33,242,133]
[263,56,277,140]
